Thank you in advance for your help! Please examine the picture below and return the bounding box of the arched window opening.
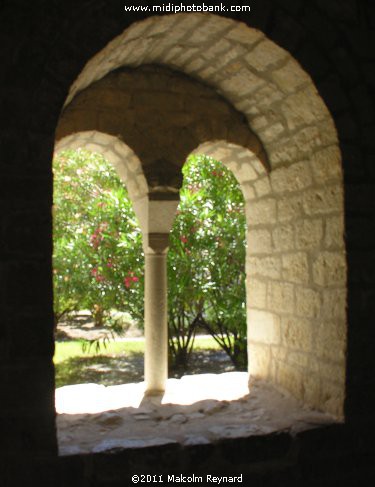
[53,148,145,388]
[168,154,247,375]
[53,149,248,393]
[52,13,348,458]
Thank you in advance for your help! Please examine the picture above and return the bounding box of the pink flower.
[124,273,139,288]
[90,229,104,249]
[180,235,188,244]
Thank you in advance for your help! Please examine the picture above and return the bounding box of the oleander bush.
[53,150,247,369]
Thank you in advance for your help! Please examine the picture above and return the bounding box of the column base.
[144,388,165,397]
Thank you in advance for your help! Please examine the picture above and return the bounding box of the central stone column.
[135,194,179,395]
[144,233,170,394]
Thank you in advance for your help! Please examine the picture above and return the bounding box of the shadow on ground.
[55,350,237,388]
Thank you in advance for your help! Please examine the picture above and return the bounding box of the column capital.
[145,232,170,254]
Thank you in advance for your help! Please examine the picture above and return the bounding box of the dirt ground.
[55,314,237,388]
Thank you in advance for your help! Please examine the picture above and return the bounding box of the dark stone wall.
[0,0,374,485]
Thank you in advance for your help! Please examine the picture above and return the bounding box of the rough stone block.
[125,179,140,198]
[273,223,295,252]
[316,320,347,354]
[168,46,200,67]
[268,141,299,167]
[302,373,321,410]
[312,251,347,286]
[268,281,295,314]
[316,338,346,366]
[245,39,287,71]
[136,176,148,195]
[271,58,310,94]
[281,86,329,130]
[254,176,271,197]
[247,228,273,255]
[282,252,310,284]
[319,361,346,386]
[281,317,313,352]
[294,126,325,156]
[310,145,342,184]
[247,278,267,308]
[320,380,344,418]
[247,343,271,378]
[247,198,277,225]
[303,185,343,215]
[270,161,312,194]
[251,115,268,131]
[295,218,324,250]
[321,289,347,320]
[295,287,321,318]
[246,256,281,279]
[248,309,281,344]
[220,68,264,97]
[277,194,304,222]
[276,362,304,399]
[259,122,285,143]
[252,83,285,110]
[242,184,256,201]
[235,161,258,182]
[186,16,232,44]
[270,345,288,362]
[225,23,264,46]
[324,214,345,249]
[285,351,310,368]
[201,38,234,62]
[184,57,206,76]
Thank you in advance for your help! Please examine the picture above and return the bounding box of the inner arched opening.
[167,153,248,374]
[53,146,248,393]
[53,147,145,387]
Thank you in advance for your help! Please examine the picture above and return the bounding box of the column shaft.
[144,251,168,393]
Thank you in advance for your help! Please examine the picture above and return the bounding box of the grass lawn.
[54,336,226,388]
[54,336,220,363]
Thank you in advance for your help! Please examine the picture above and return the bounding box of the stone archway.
[56,13,347,418]
[56,63,263,394]
[55,131,148,207]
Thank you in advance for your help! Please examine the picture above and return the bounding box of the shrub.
[168,155,247,369]
[53,150,247,368]
[53,149,144,329]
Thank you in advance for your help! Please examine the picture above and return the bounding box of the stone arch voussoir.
[54,131,148,204]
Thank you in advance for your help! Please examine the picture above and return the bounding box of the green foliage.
[168,155,247,369]
[53,150,247,369]
[53,149,144,328]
